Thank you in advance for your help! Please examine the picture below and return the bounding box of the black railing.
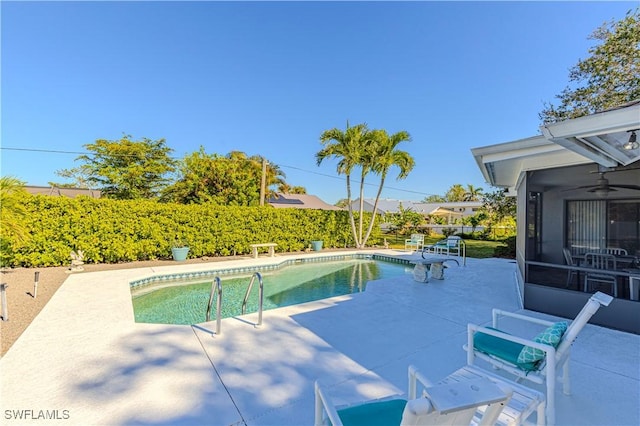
[525,260,639,302]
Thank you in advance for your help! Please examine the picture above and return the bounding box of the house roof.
[472,101,640,191]
[351,199,475,216]
[267,193,343,210]
[25,186,102,198]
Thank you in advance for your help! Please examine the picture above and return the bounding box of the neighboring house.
[25,185,102,198]
[350,198,481,223]
[472,100,640,334]
[268,193,343,211]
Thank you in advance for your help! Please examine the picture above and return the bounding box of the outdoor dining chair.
[584,252,618,297]
[601,247,627,256]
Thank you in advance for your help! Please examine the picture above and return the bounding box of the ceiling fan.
[568,170,640,194]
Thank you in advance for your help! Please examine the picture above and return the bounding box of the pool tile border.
[129,253,411,291]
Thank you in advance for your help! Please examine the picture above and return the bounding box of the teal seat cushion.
[337,398,407,426]
[473,327,539,372]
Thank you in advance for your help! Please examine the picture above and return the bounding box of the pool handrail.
[241,272,264,326]
[206,276,222,335]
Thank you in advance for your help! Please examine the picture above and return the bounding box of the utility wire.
[1,146,439,197]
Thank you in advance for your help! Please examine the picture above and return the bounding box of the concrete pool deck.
[0,250,638,425]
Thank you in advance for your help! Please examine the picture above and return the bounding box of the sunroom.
[472,100,640,334]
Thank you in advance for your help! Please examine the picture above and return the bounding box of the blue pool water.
[131,258,411,325]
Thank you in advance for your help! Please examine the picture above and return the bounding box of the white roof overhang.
[472,136,590,190]
[541,102,640,167]
[473,101,640,191]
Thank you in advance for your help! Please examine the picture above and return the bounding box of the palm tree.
[464,184,484,201]
[316,122,371,248]
[288,186,306,194]
[361,129,415,245]
[445,184,467,202]
[247,154,287,202]
[0,177,28,266]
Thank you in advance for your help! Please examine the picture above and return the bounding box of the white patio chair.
[465,292,613,425]
[405,234,425,252]
[314,365,513,426]
[584,252,618,297]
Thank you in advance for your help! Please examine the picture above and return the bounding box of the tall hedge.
[2,194,380,267]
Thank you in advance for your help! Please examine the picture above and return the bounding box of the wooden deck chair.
[465,292,613,425]
[314,365,513,426]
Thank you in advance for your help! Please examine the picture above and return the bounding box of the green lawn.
[382,234,506,259]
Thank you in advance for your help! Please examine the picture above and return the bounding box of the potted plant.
[310,239,323,251]
[171,237,190,261]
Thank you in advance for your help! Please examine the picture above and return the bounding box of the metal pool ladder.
[241,272,264,326]
[206,277,222,334]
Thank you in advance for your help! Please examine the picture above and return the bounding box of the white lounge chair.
[465,292,614,425]
[314,365,513,426]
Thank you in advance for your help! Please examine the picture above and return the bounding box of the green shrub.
[3,194,379,267]
[493,236,516,258]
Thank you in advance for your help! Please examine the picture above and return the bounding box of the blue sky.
[1,1,636,204]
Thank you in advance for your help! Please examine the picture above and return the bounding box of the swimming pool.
[130,256,411,325]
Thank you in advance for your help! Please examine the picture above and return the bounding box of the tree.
[59,135,176,199]
[229,151,287,203]
[163,148,288,206]
[334,198,349,208]
[462,211,488,233]
[361,129,415,245]
[52,167,92,189]
[317,122,372,247]
[389,203,424,235]
[540,9,640,123]
[445,184,467,202]
[275,182,306,195]
[317,123,414,248]
[0,176,28,241]
[422,194,446,203]
[463,184,484,201]
[0,177,28,266]
[482,189,516,228]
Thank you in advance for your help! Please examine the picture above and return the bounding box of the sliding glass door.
[567,199,640,256]
[608,200,640,256]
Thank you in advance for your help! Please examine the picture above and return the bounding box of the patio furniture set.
[315,292,614,426]
[564,247,640,300]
